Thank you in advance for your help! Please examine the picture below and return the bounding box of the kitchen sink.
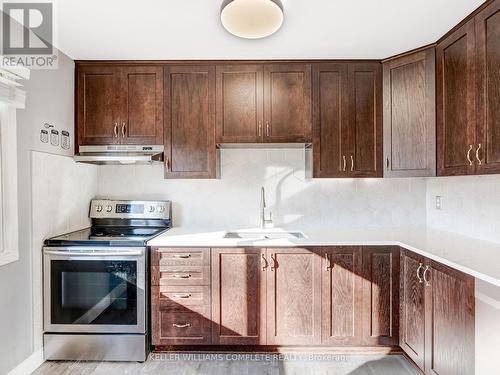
[223,231,306,240]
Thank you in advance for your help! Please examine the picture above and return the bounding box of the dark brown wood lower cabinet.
[151,246,475,370]
[321,247,363,345]
[399,249,475,375]
[266,248,322,345]
[362,247,400,346]
[425,260,475,375]
[211,248,266,345]
[400,250,426,371]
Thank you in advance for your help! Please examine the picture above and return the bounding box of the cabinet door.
[436,20,476,176]
[120,66,163,145]
[264,64,312,143]
[425,261,475,375]
[164,65,217,179]
[476,0,500,174]
[312,64,349,178]
[321,247,363,345]
[347,63,383,177]
[76,65,121,146]
[266,248,321,345]
[216,65,264,143]
[399,250,426,371]
[383,48,436,178]
[211,248,266,345]
[362,246,400,346]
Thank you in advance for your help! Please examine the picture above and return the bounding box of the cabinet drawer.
[152,311,211,345]
[151,248,210,267]
[151,266,210,286]
[152,286,210,314]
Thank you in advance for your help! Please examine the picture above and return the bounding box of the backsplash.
[98,149,427,230]
[426,174,500,243]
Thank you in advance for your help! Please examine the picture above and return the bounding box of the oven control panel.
[90,199,171,220]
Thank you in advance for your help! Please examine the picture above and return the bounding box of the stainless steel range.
[43,199,171,362]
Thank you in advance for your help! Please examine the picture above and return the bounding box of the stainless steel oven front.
[43,247,146,334]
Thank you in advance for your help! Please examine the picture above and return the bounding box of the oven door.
[43,247,145,334]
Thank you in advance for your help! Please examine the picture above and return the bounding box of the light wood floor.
[32,354,420,375]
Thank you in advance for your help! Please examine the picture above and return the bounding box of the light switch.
[435,196,442,210]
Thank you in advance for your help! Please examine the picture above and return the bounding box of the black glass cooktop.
[44,226,169,247]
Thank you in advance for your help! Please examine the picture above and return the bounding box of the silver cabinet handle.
[325,253,331,271]
[172,293,191,299]
[467,145,473,166]
[261,253,268,271]
[172,273,191,279]
[270,253,277,271]
[266,121,270,137]
[342,155,346,171]
[173,254,191,259]
[113,122,118,138]
[416,263,424,283]
[476,144,482,165]
[172,323,191,328]
[258,121,262,137]
[350,155,354,172]
[386,157,390,170]
[121,122,126,137]
[423,266,430,287]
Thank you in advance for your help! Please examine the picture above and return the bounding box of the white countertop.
[148,227,500,288]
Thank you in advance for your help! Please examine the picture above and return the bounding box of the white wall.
[98,149,427,230]
[0,49,98,374]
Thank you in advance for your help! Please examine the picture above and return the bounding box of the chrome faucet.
[259,187,273,229]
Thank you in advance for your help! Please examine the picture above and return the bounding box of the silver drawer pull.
[172,323,191,328]
[172,273,191,279]
[172,293,191,299]
[173,254,191,259]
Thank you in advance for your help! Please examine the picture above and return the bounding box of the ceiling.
[56,0,484,60]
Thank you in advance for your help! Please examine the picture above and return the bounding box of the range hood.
[74,145,164,165]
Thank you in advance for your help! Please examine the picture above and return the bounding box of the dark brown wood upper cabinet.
[362,246,399,346]
[348,63,383,178]
[76,65,163,147]
[399,249,426,372]
[437,19,477,176]
[383,48,436,178]
[321,247,363,345]
[120,66,163,145]
[211,248,266,345]
[264,64,312,143]
[312,64,349,178]
[164,65,217,179]
[476,0,500,175]
[266,248,321,345]
[216,65,264,143]
[76,65,122,146]
[424,260,475,375]
[312,62,382,178]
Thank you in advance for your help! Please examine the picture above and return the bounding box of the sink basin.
[223,231,305,240]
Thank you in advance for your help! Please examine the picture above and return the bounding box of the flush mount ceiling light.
[220,0,284,39]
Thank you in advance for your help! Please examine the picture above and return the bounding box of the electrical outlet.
[435,196,442,210]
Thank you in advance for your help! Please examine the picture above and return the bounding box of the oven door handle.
[44,250,144,257]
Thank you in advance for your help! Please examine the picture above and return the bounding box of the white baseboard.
[7,349,44,375]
